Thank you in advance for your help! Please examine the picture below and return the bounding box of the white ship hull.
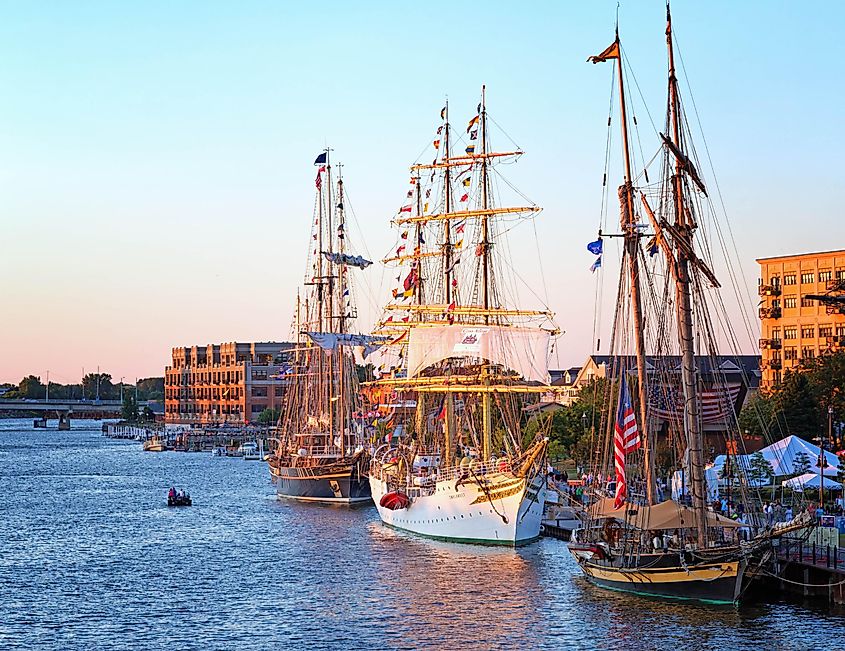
[369,471,546,546]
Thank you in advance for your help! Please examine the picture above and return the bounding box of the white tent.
[782,472,843,492]
[756,435,840,476]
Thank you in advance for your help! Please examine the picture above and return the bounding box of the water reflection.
[0,420,843,651]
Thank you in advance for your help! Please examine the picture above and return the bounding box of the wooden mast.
[666,3,707,544]
[611,31,656,504]
[480,85,493,461]
[413,170,426,444]
[336,164,346,457]
[442,100,455,468]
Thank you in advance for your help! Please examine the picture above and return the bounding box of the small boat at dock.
[143,436,167,452]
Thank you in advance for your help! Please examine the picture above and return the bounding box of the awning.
[588,497,743,529]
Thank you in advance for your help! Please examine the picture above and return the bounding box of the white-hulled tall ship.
[366,89,560,545]
[567,5,812,603]
[267,150,377,504]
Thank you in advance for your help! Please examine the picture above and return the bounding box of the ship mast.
[442,100,456,467]
[336,164,347,456]
[479,85,493,461]
[607,30,656,503]
[666,3,707,543]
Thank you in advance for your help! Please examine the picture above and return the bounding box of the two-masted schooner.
[267,151,375,504]
[568,6,811,603]
[366,89,558,545]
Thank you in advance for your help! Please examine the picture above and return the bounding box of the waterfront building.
[164,341,294,426]
[757,249,845,390]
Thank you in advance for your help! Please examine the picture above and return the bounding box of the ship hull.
[369,472,545,546]
[271,458,371,505]
[571,551,746,604]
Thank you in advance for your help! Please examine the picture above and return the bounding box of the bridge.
[0,399,149,413]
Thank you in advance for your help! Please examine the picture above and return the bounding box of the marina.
[2,2,845,648]
[1,419,844,650]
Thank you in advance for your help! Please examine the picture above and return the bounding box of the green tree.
[257,408,281,425]
[141,405,156,422]
[738,391,778,438]
[748,451,774,486]
[136,377,165,401]
[121,394,139,422]
[774,371,820,438]
[791,451,812,476]
[83,373,114,400]
[18,375,45,399]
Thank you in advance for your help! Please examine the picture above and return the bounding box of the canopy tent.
[782,472,843,492]
[755,435,840,477]
[670,466,721,502]
[588,497,742,529]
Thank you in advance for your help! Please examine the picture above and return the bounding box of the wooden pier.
[768,537,845,605]
[103,422,273,455]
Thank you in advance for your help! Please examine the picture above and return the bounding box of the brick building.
[164,341,295,426]
[757,250,845,390]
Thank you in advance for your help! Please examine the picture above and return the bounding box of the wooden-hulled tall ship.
[267,151,374,504]
[568,6,811,603]
[366,89,559,545]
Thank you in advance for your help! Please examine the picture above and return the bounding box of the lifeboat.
[379,491,411,510]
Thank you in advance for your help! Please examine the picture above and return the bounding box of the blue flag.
[590,255,602,273]
[587,238,603,255]
[314,152,328,165]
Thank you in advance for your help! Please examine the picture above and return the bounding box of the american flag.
[613,375,641,509]
[649,384,742,423]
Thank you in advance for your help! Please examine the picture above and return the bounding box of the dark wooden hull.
[270,454,371,504]
[572,550,746,605]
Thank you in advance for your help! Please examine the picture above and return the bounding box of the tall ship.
[568,5,811,603]
[267,151,374,504]
[367,88,559,545]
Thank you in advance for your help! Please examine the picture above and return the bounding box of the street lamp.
[120,377,124,403]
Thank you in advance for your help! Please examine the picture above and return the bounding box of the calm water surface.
[1,419,843,650]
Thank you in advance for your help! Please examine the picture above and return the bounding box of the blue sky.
[1,1,842,383]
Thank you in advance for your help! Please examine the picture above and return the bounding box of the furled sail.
[305,332,389,357]
[322,251,372,269]
[406,325,550,383]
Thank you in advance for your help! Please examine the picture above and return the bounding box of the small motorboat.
[167,490,192,507]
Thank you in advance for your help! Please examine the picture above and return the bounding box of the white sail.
[407,324,550,383]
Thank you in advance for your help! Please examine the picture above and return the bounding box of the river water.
[1,419,842,650]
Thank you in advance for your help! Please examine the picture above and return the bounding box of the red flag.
[399,205,412,213]
[460,193,468,202]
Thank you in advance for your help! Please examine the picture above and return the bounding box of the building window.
[783,296,797,309]
[784,327,797,340]
[837,270,845,280]
[770,275,780,287]
[772,299,781,309]
[800,296,815,307]
[251,404,264,413]
[837,325,845,337]
[802,347,815,360]
[819,270,832,282]
[784,347,797,360]
[801,326,815,338]
[783,274,796,285]
[800,272,815,284]
[771,328,781,340]
[819,325,833,338]
[772,371,782,385]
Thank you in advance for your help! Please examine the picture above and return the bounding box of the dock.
[767,537,845,605]
[103,422,273,454]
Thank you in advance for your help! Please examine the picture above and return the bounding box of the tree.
[136,377,165,401]
[748,451,774,486]
[738,391,778,438]
[121,394,139,422]
[18,375,44,399]
[836,453,845,485]
[775,371,820,438]
[142,406,156,422]
[791,451,812,477]
[83,373,115,400]
[257,408,281,425]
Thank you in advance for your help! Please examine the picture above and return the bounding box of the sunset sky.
[1,1,842,385]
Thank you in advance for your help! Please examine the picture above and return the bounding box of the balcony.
[758,284,782,297]
[759,307,782,319]
[826,335,845,348]
[759,338,782,350]
[826,279,845,292]
[766,360,783,370]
